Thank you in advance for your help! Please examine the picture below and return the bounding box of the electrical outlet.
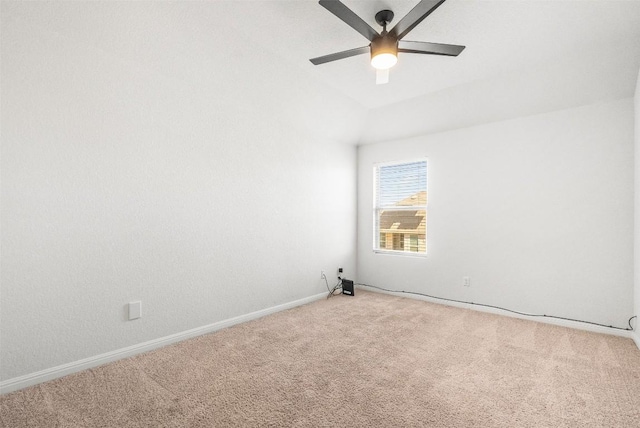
[338,267,343,278]
[463,276,471,287]
[321,270,325,279]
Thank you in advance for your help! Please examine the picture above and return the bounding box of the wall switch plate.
[129,301,142,320]
[463,276,471,287]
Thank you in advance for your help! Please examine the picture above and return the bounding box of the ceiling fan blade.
[319,0,379,42]
[398,40,465,56]
[389,0,447,40]
[310,46,370,65]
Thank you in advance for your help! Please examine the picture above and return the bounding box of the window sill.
[373,249,428,258]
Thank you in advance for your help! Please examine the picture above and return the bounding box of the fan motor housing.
[371,36,398,60]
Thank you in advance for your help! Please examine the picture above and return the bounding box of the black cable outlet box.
[342,279,354,296]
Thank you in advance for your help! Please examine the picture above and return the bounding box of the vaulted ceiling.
[238,0,640,142]
[4,0,640,144]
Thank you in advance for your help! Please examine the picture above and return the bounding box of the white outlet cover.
[129,301,142,320]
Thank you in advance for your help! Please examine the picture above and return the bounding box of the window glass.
[374,160,427,254]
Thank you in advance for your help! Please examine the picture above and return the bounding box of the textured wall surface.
[635,67,640,344]
[0,2,363,381]
[358,99,635,329]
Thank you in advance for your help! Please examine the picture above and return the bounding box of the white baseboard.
[633,331,640,351]
[359,285,634,340]
[0,292,326,395]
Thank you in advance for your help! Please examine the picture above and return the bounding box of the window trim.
[373,158,428,257]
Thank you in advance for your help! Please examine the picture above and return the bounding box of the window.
[374,160,427,254]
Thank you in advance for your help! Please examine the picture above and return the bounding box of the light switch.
[129,301,142,320]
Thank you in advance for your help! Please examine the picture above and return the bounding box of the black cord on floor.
[357,282,636,332]
[328,281,342,298]
[322,273,342,298]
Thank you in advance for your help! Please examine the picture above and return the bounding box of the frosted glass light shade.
[371,53,397,70]
[370,36,398,70]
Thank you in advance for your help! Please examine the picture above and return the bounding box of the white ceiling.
[4,0,640,144]
[231,0,640,109]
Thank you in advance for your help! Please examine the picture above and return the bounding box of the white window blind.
[374,160,427,254]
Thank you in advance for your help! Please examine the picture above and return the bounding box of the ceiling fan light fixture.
[309,0,466,82]
[370,37,398,70]
[371,52,397,70]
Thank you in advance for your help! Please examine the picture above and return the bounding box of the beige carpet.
[2,290,639,427]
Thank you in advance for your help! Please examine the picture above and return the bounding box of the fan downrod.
[374,10,394,28]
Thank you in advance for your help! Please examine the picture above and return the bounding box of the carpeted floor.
[1,290,639,427]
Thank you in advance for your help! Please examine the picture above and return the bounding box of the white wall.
[0,2,363,382]
[634,68,640,346]
[358,99,635,329]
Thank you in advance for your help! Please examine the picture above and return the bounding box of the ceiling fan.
[310,0,465,84]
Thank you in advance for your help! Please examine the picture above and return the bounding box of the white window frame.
[373,159,428,257]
